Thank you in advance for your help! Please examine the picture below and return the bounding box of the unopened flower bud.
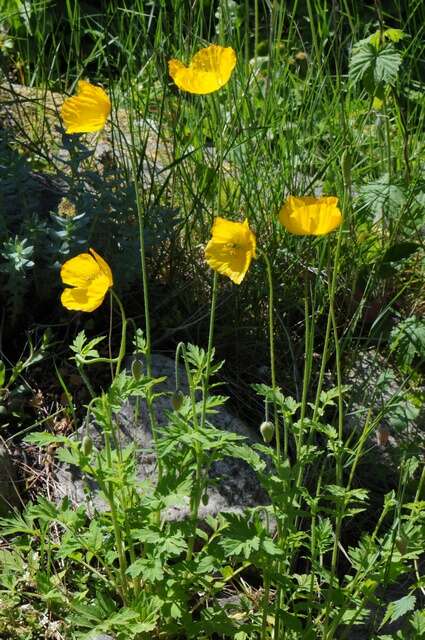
[132,358,143,380]
[396,535,408,555]
[81,435,93,456]
[171,389,184,411]
[260,420,275,444]
[341,149,351,188]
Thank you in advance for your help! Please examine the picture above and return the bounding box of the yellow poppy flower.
[168,44,236,94]
[205,217,256,284]
[60,249,113,312]
[61,80,111,134]
[279,195,342,236]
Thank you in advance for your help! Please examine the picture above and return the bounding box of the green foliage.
[380,594,417,628]
[0,1,424,638]
[349,41,402,93]
[390,316,425,368]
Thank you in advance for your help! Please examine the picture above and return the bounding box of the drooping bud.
[341,148,351,188]
[396,535,408,555]
[171,389,184,411]
[202,493,209,506]
[260,420,275,444]
[131,358,143,380]
[81,435,93,456]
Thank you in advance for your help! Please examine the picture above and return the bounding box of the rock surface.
[54,354,269,519]
[345,348,424,446]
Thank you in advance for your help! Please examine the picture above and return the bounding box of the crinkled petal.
[61,80,111,134]
[279,195,342,236]
[61,287,106,313]
[168,45,236,94]
[210,217,256,255]
[90,248,113,287]
[60,252,102,287]
[204,217,256,284]
[60,249,112,312]
[205,240,253,285]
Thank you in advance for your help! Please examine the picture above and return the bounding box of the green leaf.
[410,610,425,636]
[219,513,262,560]
[359,175,405,220]
[390,316,425,366]
[126,557,164,583]
[384,28,407,43]
[196,555,217,574]
[0,511,37,536]
[0,360,5,387]
[24,431,71,447]
[380,594,416,628]
[374,46,402,84]
[349,42,402,93]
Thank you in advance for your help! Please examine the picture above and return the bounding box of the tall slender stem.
[200,271,218,430]
[110,290,127,377]
[262,252,282,462]
[128,144,162,487]
[102,396,129,602]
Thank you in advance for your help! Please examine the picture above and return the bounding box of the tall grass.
[0,1,424,638]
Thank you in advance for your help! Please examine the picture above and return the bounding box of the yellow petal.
[61,287,106,313]
[168,45,236,94]
[61,80,111,134]
[204,217,256,284]
[60,249,113,312]
[90,248,113,287]
[210,217,256,256]
[205,239,252,284]
[60,252,102,287]
[279,195,342,236]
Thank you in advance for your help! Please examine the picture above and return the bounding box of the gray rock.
[0,443,20,515]
[345,349,423,447]
[54,354,269,519]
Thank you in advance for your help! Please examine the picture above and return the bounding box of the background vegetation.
[0,1,424,639]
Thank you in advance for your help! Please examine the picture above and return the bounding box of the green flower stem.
[178,344,203,562]
[322,199,347,635]
[313,229,343,427]
[260,253,283,640]
[76,363,96,399]
[325,491,396,639]
[258,507,272,640]
[128,146,162,490]
[415,463,425,502]
[308,470,323,625]
[200,92,222,434]
[200,271,218,431]
[102,395,129,602]
[262,252,282,462]
[312,146,349,427]
[110,289,127,377]
[298,273,312,459]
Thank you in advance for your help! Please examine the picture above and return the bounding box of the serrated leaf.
[349,42,402,93]
[359,175,405,220]
[196,555,217,574]
[380,594,416,628]
[24,431,71,446]
[126,557,164,583]
[410,610,425,635]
